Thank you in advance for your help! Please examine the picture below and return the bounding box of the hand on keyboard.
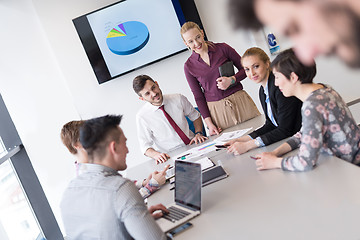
[148,204,169,219]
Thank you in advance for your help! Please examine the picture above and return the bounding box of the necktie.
[159,105,191,145]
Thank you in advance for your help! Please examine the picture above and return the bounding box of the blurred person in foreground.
[228,0,360,68]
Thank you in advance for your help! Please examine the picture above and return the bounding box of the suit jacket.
[249,72,302,146]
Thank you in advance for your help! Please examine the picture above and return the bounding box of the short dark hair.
[80,115,122,161]
[271,48,317,84]
[133,75,155,96]
[228,0,263,30]
[60,120,85,154]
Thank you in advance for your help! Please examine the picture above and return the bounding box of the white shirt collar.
[146,95,168,112]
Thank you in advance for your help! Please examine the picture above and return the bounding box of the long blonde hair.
[242,47,270,65]
[180,21,202,40]
[242,47,271,75]
[180,21,214,48]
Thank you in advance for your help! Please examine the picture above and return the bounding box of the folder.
[218,61,235,77]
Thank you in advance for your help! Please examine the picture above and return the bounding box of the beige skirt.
[207,90,260,130]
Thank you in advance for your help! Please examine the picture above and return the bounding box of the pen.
[215,145,227,148]
[250,156,259,160]
[177,153,191,160]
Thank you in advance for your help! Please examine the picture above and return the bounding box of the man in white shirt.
[133,75,207,164]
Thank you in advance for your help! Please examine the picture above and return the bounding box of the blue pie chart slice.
[106,21,150,55]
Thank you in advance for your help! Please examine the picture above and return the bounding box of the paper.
[166,157,214,179]
[174,141,218,161]
[195,157,215,171]
[214,128,252,143]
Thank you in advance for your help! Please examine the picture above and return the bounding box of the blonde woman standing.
[181,21,260,135]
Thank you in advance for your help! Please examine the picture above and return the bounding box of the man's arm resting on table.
[189,117,208,144]
[145,148,170,164]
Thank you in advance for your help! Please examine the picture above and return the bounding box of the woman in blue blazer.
[225,47,302,155]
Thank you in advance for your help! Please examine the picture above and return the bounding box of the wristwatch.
[195,131,203,136]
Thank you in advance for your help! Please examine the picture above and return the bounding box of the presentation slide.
[86,0,186,78]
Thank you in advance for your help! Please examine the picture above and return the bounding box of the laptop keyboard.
[162,206,191,222]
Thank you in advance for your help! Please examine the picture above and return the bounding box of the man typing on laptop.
[60,115,169,240]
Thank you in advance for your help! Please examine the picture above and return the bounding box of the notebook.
[156,160,202,233]
[202,165,228,187]
[218,61,235,77]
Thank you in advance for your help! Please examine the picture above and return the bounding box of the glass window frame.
[0,94,63,240]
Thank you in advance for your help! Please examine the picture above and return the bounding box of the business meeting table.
[127,115,360,240]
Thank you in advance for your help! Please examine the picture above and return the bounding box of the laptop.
[156,160,202,233]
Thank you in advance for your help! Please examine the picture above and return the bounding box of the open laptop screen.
[175,160,201,211]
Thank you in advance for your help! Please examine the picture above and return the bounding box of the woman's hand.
[224,139,239,146]
[216,76,234,90]
[204,117,222,135]
[227,142,251,155]
[255,152,282,170]
[208,123,222,135]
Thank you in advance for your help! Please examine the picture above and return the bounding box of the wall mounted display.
[73,0,205,84]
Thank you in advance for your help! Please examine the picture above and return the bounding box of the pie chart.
[106,21,150,55]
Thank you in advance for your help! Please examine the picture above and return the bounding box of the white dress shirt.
[136,94,200,154]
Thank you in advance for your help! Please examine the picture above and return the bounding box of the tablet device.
[202,165,229,187]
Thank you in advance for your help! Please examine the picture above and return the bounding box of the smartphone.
[167,222,193,238]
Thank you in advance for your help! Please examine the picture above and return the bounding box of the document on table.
[195,157,215,171]
[166,157,214,179]
[214,127,252,143]
[174,141,218,161]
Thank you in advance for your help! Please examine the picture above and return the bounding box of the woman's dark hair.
[271,48,317,83]
[133,75,155,96]
[228,0,263,30]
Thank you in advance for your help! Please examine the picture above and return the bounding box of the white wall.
[1,0,359,236]
[251,28,360,102]
[0,0,80,233]
[29,0,262,172]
